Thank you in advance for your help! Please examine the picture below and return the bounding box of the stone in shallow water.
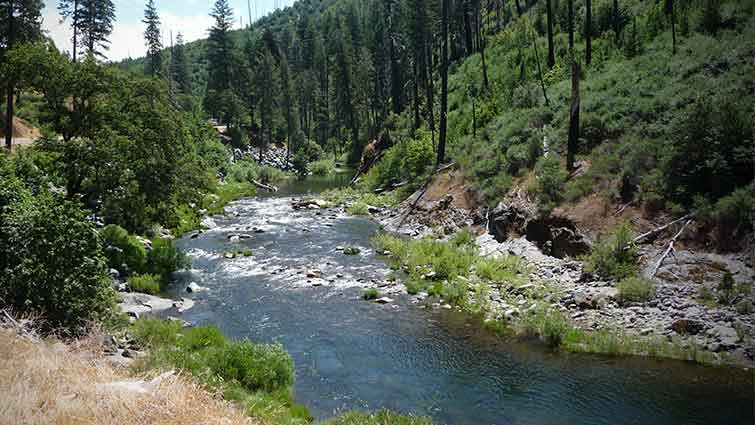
[375,297,394,304]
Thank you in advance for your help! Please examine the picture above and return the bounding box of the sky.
[42,0,295,62]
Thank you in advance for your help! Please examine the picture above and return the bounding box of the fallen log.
[633,213,694,244]
[650,219,692,278]
[252,180,278,192]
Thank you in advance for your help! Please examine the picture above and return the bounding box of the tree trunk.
[586,0,592,65]
[4,2,15,151]
[437,0,450,167]
[567,61,580,172]
[477,1,490,92]
[546,0,555,68]
[613,0,620,44]
[425,41,436,147]
[73,0,79,62]
[531,28,550,106]
[412,58,420,131]
[568,0,574,51]
[515,0,522,16]
[670,0,677,54]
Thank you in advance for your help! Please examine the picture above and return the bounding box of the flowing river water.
[169,175,753,425]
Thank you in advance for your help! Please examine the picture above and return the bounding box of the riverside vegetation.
[0,0,753,423]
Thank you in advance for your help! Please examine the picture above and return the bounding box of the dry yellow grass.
[0,328,257,425]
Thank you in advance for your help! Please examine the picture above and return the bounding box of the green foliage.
[361,130,434,192]
[584,223,638,280]
[327,410,431,425]
[228,159,287,185]
[210,341,295,393]
[346,202,369,216]
[146,238,188,282]
[521,307,570,348]
[532,156,567,214]
[617,277,656,304]
[475,256,526,285]
[309,158,336,176]
[362,288,379,300]
[127,274,162,295]
[719,272,735,291]
[342,246,361,255]
[0,187,115,334]
[100,225,147,274]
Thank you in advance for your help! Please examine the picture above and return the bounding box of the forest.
[0,0,753,424]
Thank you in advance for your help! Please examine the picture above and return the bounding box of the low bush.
[532,156,568,214]
[0,189,116,334]
[474,256,525,285]
[347,202,369,216]
[328,410,431,425]
[100,224,147,274]
[521,307,570,348]
[146,238,188,282]
[362,288,379,300]
[128,274,161,295]
[584,222,638,280]
[616,277,656,304]
[309,158,336,176]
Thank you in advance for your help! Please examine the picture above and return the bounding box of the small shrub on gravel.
[617,277,656,304]
[363,288,379,300]
[584,222,638,280]
[127,274,161,295]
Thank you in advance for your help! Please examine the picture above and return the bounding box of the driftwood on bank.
[633,213,695,244]
[252,180,278,192]
[650,219,693,278]
[394,162,456,230]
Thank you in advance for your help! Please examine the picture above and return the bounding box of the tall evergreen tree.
[437,0,449,166]
[171,32,191,95]
[58,0,80,61]
[1,0,43,151]
[205,0,236,122]
[585,0,592,64]
[546,0,555,68]
[78,0,115,58]
[143,0,162,77]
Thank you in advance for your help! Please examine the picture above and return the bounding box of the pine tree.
[1,0,44,151]
[205,0,236,122]
[546,0,555,68]
[437,0,449,166]
[78,0,115,59]
[171,32,191,95]
[143,0,162,77]
[58,0,80,61]
[585,0,592,65]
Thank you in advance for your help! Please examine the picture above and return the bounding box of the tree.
[437,0,449,166]
[78,0,116,59]
[143,0,162,77]
[567,61,580,172]
[546,0,555,68]
[205,0,236,123]
[567,0,574,51]
[585,0,592,65]
[0,0,43,151]
[171,32,191,95]
[613,0,621,44]
[58,0,80,61]
[665,0,676,54]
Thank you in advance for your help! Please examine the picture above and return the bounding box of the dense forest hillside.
[120,0,752,248]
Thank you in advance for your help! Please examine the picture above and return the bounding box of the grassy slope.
[447,0,754,211]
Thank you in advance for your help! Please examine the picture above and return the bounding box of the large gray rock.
[118,293,176,318]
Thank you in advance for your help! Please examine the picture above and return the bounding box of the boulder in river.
[186,282,207,293]
[375,297,394,304]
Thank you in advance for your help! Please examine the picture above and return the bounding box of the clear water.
[169,176,754,425]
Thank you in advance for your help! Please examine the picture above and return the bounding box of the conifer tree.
[143,0,162,77]
[58,0,80,61]
[205,0,236,122]
[78,0,116,59]
[171,32,191,95]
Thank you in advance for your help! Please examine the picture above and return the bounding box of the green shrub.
[522,307,570,349]
[146,238,188,281]
[100,224,147,274]
[362,288,379,300]
[180,325,227,351]
[128,274,161,295]
[309,158,336,176]
[584,222,638,280]
[328,410,431,425]
[718,272,735,291]
[343,246,361,255]
[347,202,369,216]
[735,300,753,315]
[533,156,568,214]
[475,256,525,285]
[0,191,116,334]
[131,318,182,347]
[617,277,656,304]
[210,341,294,393]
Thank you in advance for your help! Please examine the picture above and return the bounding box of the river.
[168,175,753,425]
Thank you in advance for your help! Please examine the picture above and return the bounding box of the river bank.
[307,169,754,367]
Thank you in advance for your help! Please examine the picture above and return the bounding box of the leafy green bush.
[617,277,656,304]
[0,190,116,334]
[347,202,369,216]
[210,341,294,393]
[343,246,361,255]
[475,256,525,285]
[533,156,567,214]
[128,274,161,295]
[100,224,147,274]
[328,410,431,425]
[521,307,570,348]
[361,129,434,191]
[362,288,379,300]
[146,238,188,281]
[584,223,638,280]
[309,158,336,176]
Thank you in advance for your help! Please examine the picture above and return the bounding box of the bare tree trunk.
[586,0,592,65]
[669,0,677,54]
[477,1,490,92]
[437,0,450,166]
[567,61,581,172]
[4,2,15,151]
[546,0,555,68]
[515,0,522,16]
[613,0,621,44]
[531,28,550,107]
[425,41,436,147]
[568,0,575,51]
